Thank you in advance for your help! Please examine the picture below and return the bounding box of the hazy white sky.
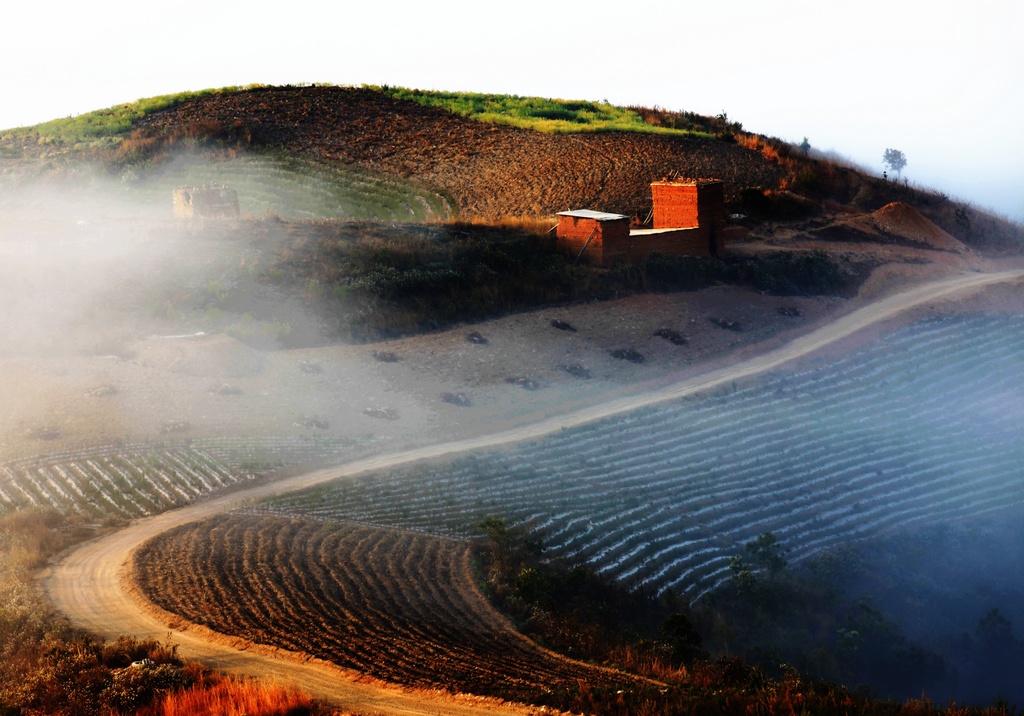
[3,0,1021,219]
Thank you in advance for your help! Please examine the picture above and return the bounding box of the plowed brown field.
[135,86,786,219]
[131,514,638,702]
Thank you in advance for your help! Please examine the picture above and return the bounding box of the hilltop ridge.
[4,84,1021,255]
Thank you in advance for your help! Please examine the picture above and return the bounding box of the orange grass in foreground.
[141,675,315,716]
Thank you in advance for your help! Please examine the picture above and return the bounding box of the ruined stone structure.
[555,179,726,266]
[173,185,240,219]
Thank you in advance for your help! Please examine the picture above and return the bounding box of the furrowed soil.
[130,514,639,704]
[133,86,787,219]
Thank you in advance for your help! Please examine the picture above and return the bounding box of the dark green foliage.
[639,253,732,291]
[474,523,1010,716]
[743,249,853,295]
[704,534,951,702]
[746,531,788,574]
[474,518,685,662]
[253,219,861,344]
[883,148,908,180]
[660,612,707,664]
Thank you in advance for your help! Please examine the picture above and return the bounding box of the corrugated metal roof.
[557,209,630,221]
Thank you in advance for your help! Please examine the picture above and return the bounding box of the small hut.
[554,179,727,265]
[555,209,631,264]
[649,179,725,256]
[173,185,240,219]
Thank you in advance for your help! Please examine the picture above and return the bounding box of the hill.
[127,85,788,219]
[4,84,1021,251]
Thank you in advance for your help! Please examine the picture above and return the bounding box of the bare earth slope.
[131,515,639,701]
[134,86,786,218]
[42,268,1024,715]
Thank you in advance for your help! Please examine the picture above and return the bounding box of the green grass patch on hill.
[2,86,259,149]
[373,86,714,137]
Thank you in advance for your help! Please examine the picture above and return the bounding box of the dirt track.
[41,269,1024,715]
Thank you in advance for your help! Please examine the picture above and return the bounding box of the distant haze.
[3,0,1021,221]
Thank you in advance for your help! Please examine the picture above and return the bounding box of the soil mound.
[846,202,967,252]
[132,333,265,378]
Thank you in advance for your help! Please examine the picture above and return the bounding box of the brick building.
[173,185,240,219]
[554,210,631,264]
[555,179,726,266]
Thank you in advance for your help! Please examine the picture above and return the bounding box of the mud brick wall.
[556,215,631,265]
[626,228,705,261]
[651,181,724,229]
[650,180,725,256]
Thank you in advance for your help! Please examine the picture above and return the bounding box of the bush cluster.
[253,220,861,345]
[473,521,1018,716]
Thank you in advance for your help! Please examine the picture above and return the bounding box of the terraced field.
[134,152,452,221]
[0,446,239,518]
[0,436,373,519]
[256,313,1024,600]
[131,514,635,701]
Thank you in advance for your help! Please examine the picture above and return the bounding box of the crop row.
[0,436,381,520]
[259,314,1024,599]
[131,514,630,699]
[0,446,244,519]
[131,152,452,221]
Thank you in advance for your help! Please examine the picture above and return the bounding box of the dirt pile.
[843,202,968,253]
[134,86,787,220]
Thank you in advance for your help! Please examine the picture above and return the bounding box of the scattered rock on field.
[466,331,488,345]
[441,392,472,407]
[609,348,645,364]
[560,363,591,379]
[653,328,688,345]
[710,317,743,332]
[372,350,399,362]
[550,319,577,332]
[506,376,541,390]
[363,406,400,420]
[208,383,243,395]
[26,426,61,440]
[159,420,190,434]
[298,360,323,374]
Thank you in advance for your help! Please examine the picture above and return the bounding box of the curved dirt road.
[43,269,1024,714]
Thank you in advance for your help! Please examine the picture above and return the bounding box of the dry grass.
[142,675,314,716]
[0,509,67,570]
[454,214,559,236]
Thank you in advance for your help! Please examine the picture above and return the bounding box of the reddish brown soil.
[131,514,639,703]
[134,86,787,219]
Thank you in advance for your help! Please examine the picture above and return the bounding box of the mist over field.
[2,86,1024,713]
[831,514,1024,703]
